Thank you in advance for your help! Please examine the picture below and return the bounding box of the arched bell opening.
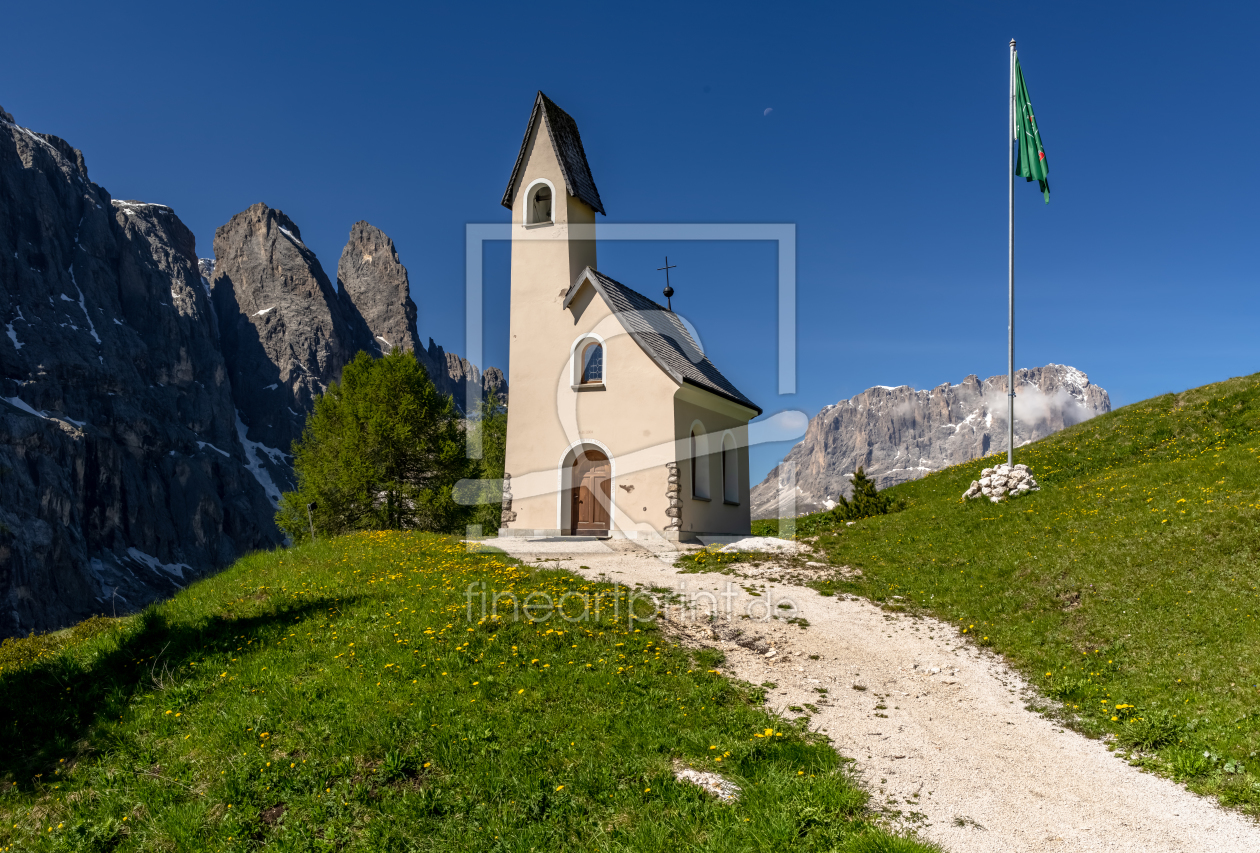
[527,182,553,225]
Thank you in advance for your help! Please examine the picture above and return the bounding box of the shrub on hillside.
[827,467,901,522]
[276,350,474,539]
[752,468,903,537]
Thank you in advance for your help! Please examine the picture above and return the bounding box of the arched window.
[722,432,739,504]
[580,342,603,384]
[691,427,710,499]
[570,334,607,388]
[528,183,553,224]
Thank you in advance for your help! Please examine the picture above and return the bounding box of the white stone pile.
[715,536,802,554]
[963,463,1039,503]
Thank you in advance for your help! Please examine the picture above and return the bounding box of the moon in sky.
[764,107,773,116]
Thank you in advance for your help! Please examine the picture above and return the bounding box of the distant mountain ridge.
[0,104,504,638]
[751,364,1110,519]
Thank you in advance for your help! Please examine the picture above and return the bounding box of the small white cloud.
[749,410,809,444]
[983,385,1097,428]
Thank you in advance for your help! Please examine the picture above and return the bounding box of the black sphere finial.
[657,256,677,311]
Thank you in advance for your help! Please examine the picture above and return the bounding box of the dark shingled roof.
[564,269,761,415]
[502,92,605,215]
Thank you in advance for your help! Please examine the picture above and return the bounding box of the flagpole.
[1007,38,1016,467]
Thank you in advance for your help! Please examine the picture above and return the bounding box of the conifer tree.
[826,467,897,522]
[276,349,472,539]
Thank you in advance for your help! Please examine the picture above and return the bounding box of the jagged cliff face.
[0,106,508,638]
[0,107,283,637]
[751,365,1111,519]
[211,204,368,458]
[337,221,419,356]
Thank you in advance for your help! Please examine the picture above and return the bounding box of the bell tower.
[500,92,605,533]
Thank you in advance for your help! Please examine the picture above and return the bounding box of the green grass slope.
[0,532,937,853]
[769,372,1260,812]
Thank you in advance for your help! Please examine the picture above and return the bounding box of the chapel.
[498,92,761,541]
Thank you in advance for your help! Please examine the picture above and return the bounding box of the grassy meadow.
[756,372,1260,811]
[0,532,937,852]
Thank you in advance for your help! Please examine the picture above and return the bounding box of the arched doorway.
[570,448,611,536]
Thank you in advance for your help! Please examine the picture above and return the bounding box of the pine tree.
[276,349,473,540]
[826,467,897,522]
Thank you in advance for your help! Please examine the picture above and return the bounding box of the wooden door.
[571,450,610,535]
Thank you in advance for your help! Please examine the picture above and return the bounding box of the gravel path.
[484,535,1260,852]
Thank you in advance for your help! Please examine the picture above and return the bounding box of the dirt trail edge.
[483,536,1260,853]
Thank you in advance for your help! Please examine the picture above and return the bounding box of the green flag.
[1014,56,1050,202]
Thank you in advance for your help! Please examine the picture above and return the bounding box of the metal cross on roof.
[657,256,677,310]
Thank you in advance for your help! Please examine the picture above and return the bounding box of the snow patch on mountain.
[235,410,287,507]
[126,548,190,582]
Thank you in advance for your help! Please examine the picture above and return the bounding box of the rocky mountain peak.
[332,221,507,410]
[751,364,1111,519]
[337,221,419,357]
[210,202,366,457]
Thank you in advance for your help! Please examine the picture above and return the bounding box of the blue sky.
[4,1,1257,482]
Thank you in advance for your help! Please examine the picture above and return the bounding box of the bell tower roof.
[502,91,605,215]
